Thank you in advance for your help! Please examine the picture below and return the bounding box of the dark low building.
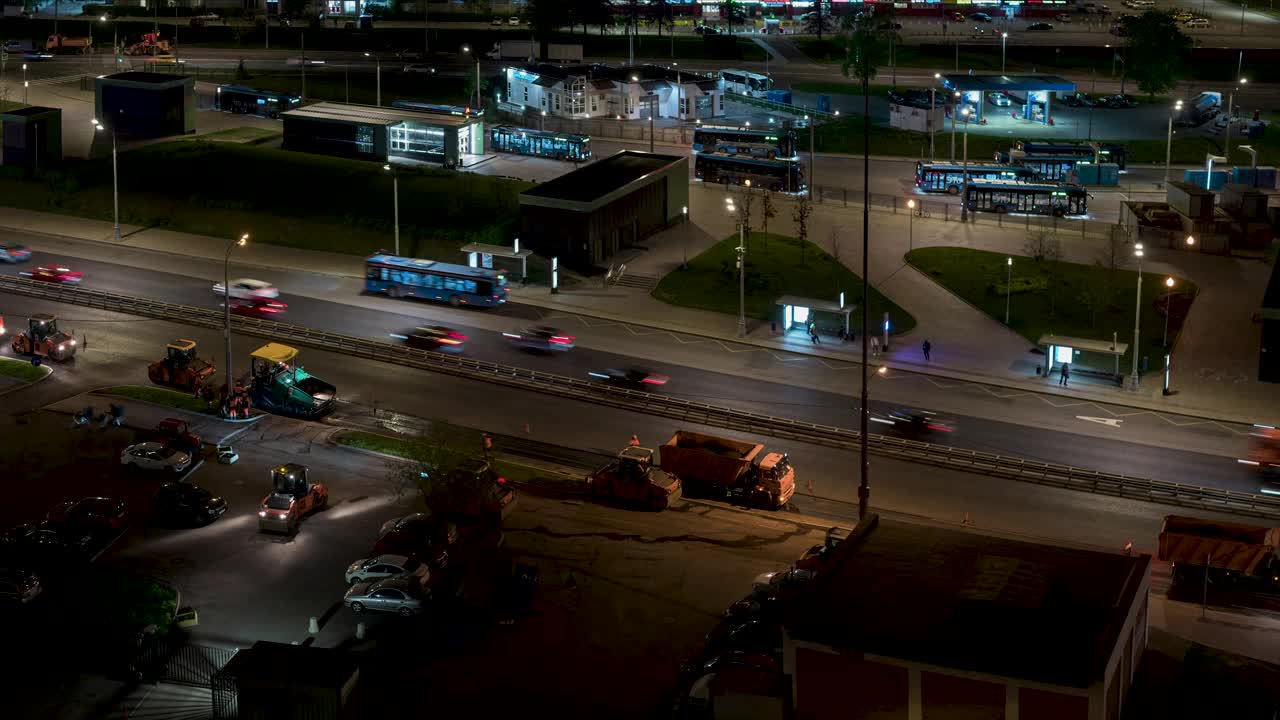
[0,106,61,168]
[94,72,195,138]
[781,515,1150,720]
[1261,259,1280,383]
[519,150,688,272]
[281,101,484,167]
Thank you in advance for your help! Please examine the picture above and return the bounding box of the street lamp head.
[382,163,391,172]
[834,110,840,116]
[907,199,916,209]
[238,234,249,246]
[1240,78,1248,84]
[1007,257,1013,266]
[364,52,371,57]
[1186,235,1196,246]
[1134,249,1144,258]
[934,72,940,79]
[100,14,107,21]
[1165,277,1175,288]
[462,44,470,53]
[1002,32,1008,38]
[682,206,688,215]
[745,121,751,126]
[745,179,751,187]
[877,366,888,376]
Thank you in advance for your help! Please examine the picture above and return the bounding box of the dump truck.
[658,430,795,509]
[248,343,336,418]
[46,35,92,54]
[588,446,681,511]
[1158,515,1280,604]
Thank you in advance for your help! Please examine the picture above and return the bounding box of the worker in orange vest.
[628,433,640,447]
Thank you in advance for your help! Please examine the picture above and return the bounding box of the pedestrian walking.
[922,340,932,361]
[870,336,880,356]
[1059,363,1070,387]
[809,322,819,344]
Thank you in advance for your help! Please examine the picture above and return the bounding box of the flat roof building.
[281,101,484,168]
[783,515,1150,720]
[1,106,61,168]
[504,63,723,123]
[520,150,688,271]
[94,72,195,138]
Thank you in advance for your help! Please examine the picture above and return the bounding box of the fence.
[133,630,239,688]
[3,274,1278,522]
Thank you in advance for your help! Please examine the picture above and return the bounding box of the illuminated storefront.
[282,102,484,167]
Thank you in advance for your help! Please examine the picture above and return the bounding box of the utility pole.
[424,0,430,52]
[301,32,306,100]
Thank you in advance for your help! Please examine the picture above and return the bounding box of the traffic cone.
[523,422,531,434]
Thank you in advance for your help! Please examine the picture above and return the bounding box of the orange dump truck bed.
[658,430,760,487]
[1158,515,1280,574]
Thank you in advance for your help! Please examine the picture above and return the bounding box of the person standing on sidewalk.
[922,340,932,361]
[809,322,819,344]
[870,336,880,356]
[1059,363,1070,387]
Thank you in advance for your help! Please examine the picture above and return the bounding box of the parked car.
[373,512,457,562]
[121,442,193,473]
[212,278,278,300]
[694,25,720,35]
[1,522,93,556]
[1026,22,1054,31]
[0,568,41,604]
[46,497,129,532]
[1055,13,1073,22]
[504,326,575,353]
[491,16,503,26]
[344,576,428,616]
[0,243,31,263]
[751,568,816,596]
[703,619,783,658]
[345,554,429,585]
[153,482,228,527]
[947,11,966,22]
[1183,17,1210,28]
[877,21,902,31]
[988,92,1012,108]
[1059,92,1094,108]
[1101,94,1138,109]
[508,16,521,26]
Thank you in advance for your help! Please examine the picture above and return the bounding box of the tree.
[1126,11,1193,98]
[281,0,307,19]
[828,227,841,263]
[649,0,671,37]
[465,71,492,108]
[759,189,776,246]
[803,1,835,41]
[841,19,891,90]
[1023,231,1062,264]
[233,57,250,84]
[570,0,611,36]
[792,194,812,266]
[386,422,496,517]
[737,184,755,240]
[1078,264,1113,329]
[527,0,571,40]
[722,0,747,36]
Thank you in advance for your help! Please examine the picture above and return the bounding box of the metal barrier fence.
[4,274,1278,521]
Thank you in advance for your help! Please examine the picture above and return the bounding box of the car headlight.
[258,511,267,517]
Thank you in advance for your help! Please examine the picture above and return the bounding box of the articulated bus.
[963,179,1089,217]
[720,68,772,98]
[915,162,1040,194]
[365,254,508,308]
[694,153,805,194]
[215,85,302,119]
[1011,141,1128,170]
[391,100,485,118]
[489,126,591,161]
[692,126,797,160]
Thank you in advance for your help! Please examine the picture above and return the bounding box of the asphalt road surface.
[1,244,1261,495]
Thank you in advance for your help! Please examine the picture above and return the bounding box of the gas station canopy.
[939,74,1076,95]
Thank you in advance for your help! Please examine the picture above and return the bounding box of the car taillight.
[438,338,462,345]
[551,336,573,344]
[497,477,506,484]
[641,376,669,385]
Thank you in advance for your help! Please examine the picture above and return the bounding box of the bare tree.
[1097,229,1125,274]
[792,194,812,266]
[759,190,776,247]
[385,422,494,517]
[1078,265,1113,329]
[737,185,756,242]
[1023,231,1062,264]
[828,226,841,263]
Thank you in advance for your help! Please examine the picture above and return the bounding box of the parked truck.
[546,43,583,63]
[658,430,795,509]
[46,34,92,54]
[1158,515,1280,605]
[485,39,536,61]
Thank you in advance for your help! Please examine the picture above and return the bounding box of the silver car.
[344,576,428,616]
[344,554,427,585]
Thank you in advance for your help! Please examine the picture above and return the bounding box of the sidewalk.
[2,198,1276,425]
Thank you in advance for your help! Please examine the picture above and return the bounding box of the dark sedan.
[587,368,670,389]
[866,406,956,440]
[1,522,93,556]
[373,512,456,563]
[46,497,128,532]
[1026,22,1054,31]
[153,482,228,527]
[391,326,468,353]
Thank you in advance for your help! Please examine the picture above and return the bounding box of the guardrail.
[6,274,1280,522]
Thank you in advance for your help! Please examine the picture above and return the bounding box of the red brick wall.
[1020,687,1089,720]
[921,671,1004,720]
[795,648,909,720]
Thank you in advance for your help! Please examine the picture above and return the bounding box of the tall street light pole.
[726,183,750,338]
[91,118,121,244]
[461,45,480,108]
[1005,257,1012,324]
[930,73,940,161]
[1225,78,1246,162]
[1162,276,1175,347]
[364,52,381,106]
[950,90,959,163]
[23,63,28,104]
[384,164,400,256]
[1128,243,1144,391]
[906,199,915,252]
[960,107,971,222]
[858,68,871,521]
[1165,100,1183,185]
[224,233,248,416]
[1001,32,1008,73]
[805,114,815,200]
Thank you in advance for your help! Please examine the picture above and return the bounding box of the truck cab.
[748,453,795,508]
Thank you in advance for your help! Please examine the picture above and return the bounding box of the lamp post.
[930,73,940,161]
[364,52,381,106]
[540,109,546,131]
[1186,235,1196,252]
[224,233,248,415]
[1128,243,1144,391]
[960,106,972,222]
[805,114,815,200]
[1165,100,1183,185]
[950,90,959,163]
[725,185,749,339]
[461,44,481,109]
[1162,276,1175,347]
[682,205,688,269]
[1001,32,1008,73]
[1005,257,1012,325]
[383,164,400,256]
[906,198,915,252]
[1225,77,1246,161]
[90,118,121,244]
[22,63,27,104]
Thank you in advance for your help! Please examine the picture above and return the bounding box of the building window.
[624,96,634,115]
[522,86,528,103]
[679,96,688,115]
[718,94,723,111]
[590,95,598,112]
[555,93,561,111]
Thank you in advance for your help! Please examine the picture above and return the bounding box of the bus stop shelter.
[1039,334,1129,382]
[461,241,535,282]
[777,295,853,336]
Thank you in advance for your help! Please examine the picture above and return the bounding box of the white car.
[508,16,521,26]
[212,278,279,300]
[345,554,428,585]
[402,64,436,74]
[121,442,192,473]
[988,92,1012,108]
[1183,17,1210,28]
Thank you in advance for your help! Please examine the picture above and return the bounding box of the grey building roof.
[785,516,1148,689]
[940,74,1075,94]
[281,101,478,128]
[520,150,685,210]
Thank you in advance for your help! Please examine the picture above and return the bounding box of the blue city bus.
[964,179,1089,217]
[694,153,805,194]
[915,162,1040,194]
[215,85,302,119]
[489,126,591,161]
[1011,141,1127,170]
[391,100,485,118]
[365,254,508,308]
[692,125,797,160]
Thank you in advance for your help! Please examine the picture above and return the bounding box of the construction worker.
[628,433,640,447]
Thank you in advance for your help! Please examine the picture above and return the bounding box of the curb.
[0,360,54,397]
[509,289,1259,427]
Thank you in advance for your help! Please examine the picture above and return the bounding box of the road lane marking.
[1076,416,1124,427]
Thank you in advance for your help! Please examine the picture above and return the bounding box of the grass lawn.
[0,356,49,382]
[193,126,282,144]
[906,247,1197,374]
[653,232,916,334]
[334,430,584,488]
[99,385,215,415]
[0,141,529,259]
